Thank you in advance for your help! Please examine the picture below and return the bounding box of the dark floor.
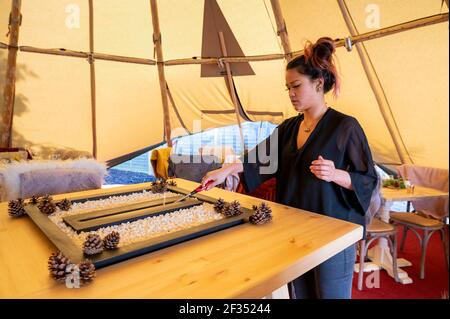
[104,169,156,185]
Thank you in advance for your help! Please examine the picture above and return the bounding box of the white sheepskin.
[0,158,107,202]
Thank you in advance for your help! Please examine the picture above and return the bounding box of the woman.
[201,37,378,299]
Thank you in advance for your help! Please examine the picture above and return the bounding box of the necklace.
[302,107,328,133]
[303,122,313,133]
[302,117,319,133]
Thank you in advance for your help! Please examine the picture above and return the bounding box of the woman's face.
[285,69,321,112]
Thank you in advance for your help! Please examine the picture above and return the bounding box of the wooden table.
[360,185,448,284]
[0,178,362,298]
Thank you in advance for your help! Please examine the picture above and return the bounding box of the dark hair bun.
[304,37,336,70]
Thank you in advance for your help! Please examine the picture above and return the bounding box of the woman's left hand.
[310,155,336,182]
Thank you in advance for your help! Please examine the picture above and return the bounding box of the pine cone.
[214,198,226,214]
[222,200,242,217]
[151,179,168,193]
[103,231,120,250]
[83,234,104,255]
[249,202,273,225]
[48,251,72,282]
[78,260,96,285]
[56,198,72,211]
[167,179,177,187]
[8,198,26,217]
[29,195,40,205]
[38,195,56,215]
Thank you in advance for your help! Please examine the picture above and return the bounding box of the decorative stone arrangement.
[9,188,272,288]
[45,191,223,249]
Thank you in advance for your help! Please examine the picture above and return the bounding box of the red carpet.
[352,226,449,299]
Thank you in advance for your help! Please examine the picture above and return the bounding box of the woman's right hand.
[201,167,231,190]
[201,162,243,190]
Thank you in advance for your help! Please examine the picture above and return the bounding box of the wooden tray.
[24,185,253,268]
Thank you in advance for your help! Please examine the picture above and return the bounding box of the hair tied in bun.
[289,37,340,97]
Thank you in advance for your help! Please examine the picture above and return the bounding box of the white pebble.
[48,191,224,248]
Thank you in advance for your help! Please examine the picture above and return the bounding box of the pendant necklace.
[302,106,328,133]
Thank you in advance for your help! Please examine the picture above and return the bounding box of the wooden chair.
[358,218,399,290]
[390,164,449,279]
[390,212,448,279]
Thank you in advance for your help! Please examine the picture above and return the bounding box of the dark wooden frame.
[24,185,253,268]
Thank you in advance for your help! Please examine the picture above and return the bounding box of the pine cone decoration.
[78,260,96,285]
[214,198,226,214]
[83,234,104,255]
[38,195,56,215]
[8,198,26,217]
[48,251,72,282]
[103,231,120,250]
[167,179,177,187]
[222,200,242,217]
[56,198,72,211]
[151,179,168,193]
[249,202,273,225]
[29,195,39,205]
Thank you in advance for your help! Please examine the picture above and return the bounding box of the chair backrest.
[150,147,172,179]
[396,164,449,219]
[168,154,222,183]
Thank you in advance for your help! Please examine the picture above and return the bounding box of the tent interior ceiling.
[0,0,448,169]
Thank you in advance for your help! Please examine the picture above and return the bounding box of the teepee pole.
[166,12,449,65]
[150,0,172,147]
[1,0,21,148]
[17,46,157,65]
[0,13,446,67]
[337,0,413,165]
[270,0,293,61]
[88,0,97,159]
[218,31,245,153]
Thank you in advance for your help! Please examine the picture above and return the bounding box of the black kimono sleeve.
[240,127,280,193]
[340,119,378,215]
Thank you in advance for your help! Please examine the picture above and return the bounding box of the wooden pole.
[0,12,446,67]
[337,0,413,165]
[292,12,448,58]
[88,0,97,159]
[1,0,21,148]
[166,82,191,135]
[270,0,293,61]
[218,32,245,152]
[165,54,285,66]
[150,0,172,147]
[17,46,157,65]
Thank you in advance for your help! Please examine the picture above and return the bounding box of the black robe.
[241,107,378,231]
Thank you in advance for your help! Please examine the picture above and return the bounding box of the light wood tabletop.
[381,185,448,202]
[0,178,362,298]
